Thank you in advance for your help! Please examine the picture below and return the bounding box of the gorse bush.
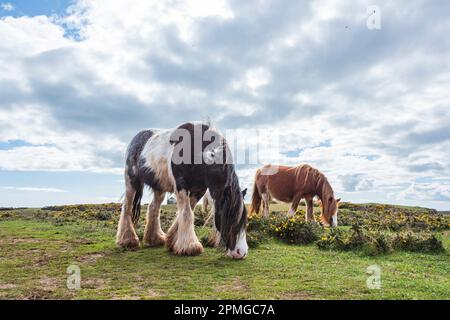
[317,226,392,255]
[248,214,322,245]
[392,231,444,253]
[269,216,322,245]
[337,203,449,231]
[248,212,445,255]
[316,226,444,255]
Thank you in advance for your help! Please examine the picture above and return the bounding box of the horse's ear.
[336,198,341,203]
[242,188,248,199]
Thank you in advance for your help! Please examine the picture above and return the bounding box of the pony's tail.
[250,176,261,215]
[131,183,144,226]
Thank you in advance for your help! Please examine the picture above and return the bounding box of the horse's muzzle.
[228,248,248,260]
[227,231,248,259]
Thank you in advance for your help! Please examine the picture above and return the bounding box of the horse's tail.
[250,172,262,214]
[131,181,144,226]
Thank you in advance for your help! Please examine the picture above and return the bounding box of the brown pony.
[250,164,341,227]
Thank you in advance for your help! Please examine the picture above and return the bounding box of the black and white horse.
[116,122,248,259]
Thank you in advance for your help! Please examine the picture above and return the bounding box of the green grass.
[0,203,449,300]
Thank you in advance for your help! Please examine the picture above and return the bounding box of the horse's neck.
[317,179,333,203]
[208,185,224,202]
[206,170,227,203]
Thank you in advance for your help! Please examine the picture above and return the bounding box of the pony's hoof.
[117,238,140,250]
[117,232,140,250]
[204,232,220,248]
[174,241,204,256]
[143,233,166,247]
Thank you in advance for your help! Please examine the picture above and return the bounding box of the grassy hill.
[0,202,449,300]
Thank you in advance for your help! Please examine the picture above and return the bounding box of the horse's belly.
[148,158,174,192]
[267,177,294,203]
[141,130,175,193]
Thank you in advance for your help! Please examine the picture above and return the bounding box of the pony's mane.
[307,166,335,222]
[207,137,246,250]
[311,167,334,201]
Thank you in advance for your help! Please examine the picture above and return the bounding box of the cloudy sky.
[0,0,449,210]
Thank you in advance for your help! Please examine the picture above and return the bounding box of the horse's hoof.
[143,233,166,247]
[174,241,204,256]
[117,234,140,250]
[117,239,140,250]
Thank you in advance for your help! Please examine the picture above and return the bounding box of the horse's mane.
[311,167,334,201]
[207,136,247,251]
[296,165,334,217]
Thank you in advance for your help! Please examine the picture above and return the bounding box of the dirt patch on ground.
[215,277,249,292]
[22,288,57,300]
[279,291,311,300]
[39,276,59,291]
[147,289,164,298]
[10,238,42,244]
[111,295,142,300]
[83,278,106,289]
[0,283,17,289]
[78,253,105,264]
[33,254,52,267]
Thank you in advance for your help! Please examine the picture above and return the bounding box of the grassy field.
[0,203,449,300]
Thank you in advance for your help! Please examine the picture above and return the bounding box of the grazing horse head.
[318,195,341,227]
[210,166,248,259]
[205,133,248,259]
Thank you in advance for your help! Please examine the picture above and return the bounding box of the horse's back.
[126,129,155,168]
[261,165,297,202]
[261,164,319,202]
[125,130,155,189]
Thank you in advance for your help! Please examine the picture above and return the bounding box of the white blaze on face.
[332,209,338,227]
[228,231,248,260]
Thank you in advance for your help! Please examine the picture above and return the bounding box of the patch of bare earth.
[111,295,142,300]
[147,289,164,298]
[109,288,164,300]
[78,253,105,264]
[279,291,311,300]
[215,277,249,292]
[22,289,55,300]
[0,284,17,289]
[33,254,52,267]
[11,238,42,244]
[83,278,106,289]
[39,276,59,291]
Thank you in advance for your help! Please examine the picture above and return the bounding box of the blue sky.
[0,0,73,17]
[0,0,449,209]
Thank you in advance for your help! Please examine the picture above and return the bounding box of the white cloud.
[396,183,450,202]
[1,2,13,12]
[3,186,68,193]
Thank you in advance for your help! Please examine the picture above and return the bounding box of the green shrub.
[392,231,444,253]
[267,215,322,245]
[316,226,444,255]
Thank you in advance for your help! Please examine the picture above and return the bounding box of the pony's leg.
[205,227,221,248]
[288,195,302,217]
[262,193,270,218]
[205,207,220,248]
[202,195,209,213]
[203,200,215,227]
[189,195,200,211]
[166,190,203,256]
[305,197,316,222]
[116,176,140,249]
[143,191,166,247]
